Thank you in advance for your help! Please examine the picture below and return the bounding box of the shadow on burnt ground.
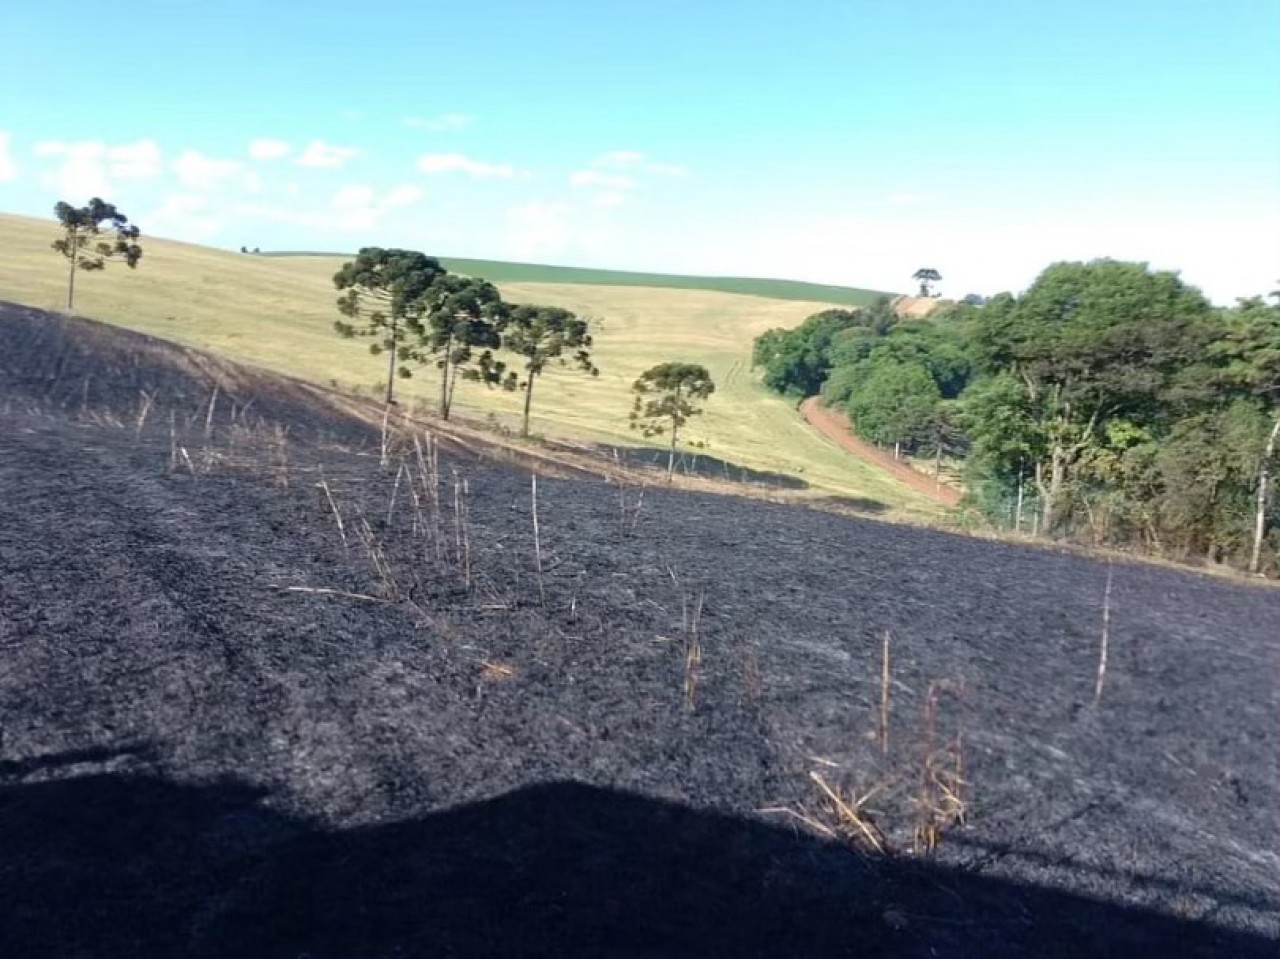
[811,494,891,515]
[943,831,1280,921]
[1,757,1271,959]
[586,441,809,490]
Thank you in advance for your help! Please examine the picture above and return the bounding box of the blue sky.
[2,0,1277,302]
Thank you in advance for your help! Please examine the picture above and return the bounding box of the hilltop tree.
[52,198,143,311]
[502,304,599,436]
[913,268,942,298]
[630,362,716,479]
[417,275,508,420]
[333,247,446,406]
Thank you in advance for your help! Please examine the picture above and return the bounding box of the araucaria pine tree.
[502,305,598,436]
[333,248,446,406]
[52,198,143,311]
[630,362,716,479]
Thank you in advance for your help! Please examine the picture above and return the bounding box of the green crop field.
[0,212,942,520]
[263,251,893,308]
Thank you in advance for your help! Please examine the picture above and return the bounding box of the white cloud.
[403,113,472,132]
[326,183,427,230]
[173,150,245,191]
[248,138,291,160]
[570,153,686,207]
[570,170,635,190]
[0,132,17,182]
[242,170,264,194]
[591,150,688,177]
[145,193,227,241]
[106,140,161,178]
[33,138,163,198]
[417,152,520,178]
[505,201,572,259]
[297,140,359,169]
[382,184,424,208]
[35,140,112,198]
[331,184,376,211]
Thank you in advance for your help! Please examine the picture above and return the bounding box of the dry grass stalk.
[759,805,839,839]
[452,469,472,591]
[809,771,886,853]
[386,460,406,530]
[479,660,517,682]
[203,385,220,442]
[682,589,705,712]
[1094,562,1114,705]
[879,630,892,757]
[355,515,399,600]
[316,469,349,553]
[531,472,546,606]
[168,410,178,472]
[134,390,155,440]
[271,423,290,489]
[407,472,425,542]
[277,585,388,603]
[611,449,648,534]
[913,680,967,855]
[413,432,443,561]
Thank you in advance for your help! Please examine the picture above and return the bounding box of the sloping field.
[2,306,1278,956]
[264,251,894,307]
[0,213,939,521]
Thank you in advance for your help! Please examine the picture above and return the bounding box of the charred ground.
[1,304,1277,957]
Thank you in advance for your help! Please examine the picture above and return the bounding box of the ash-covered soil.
[1,305,1277,957]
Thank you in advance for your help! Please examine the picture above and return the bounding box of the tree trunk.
[1039,444,1068,535]
[522,372,536,437]
[384,314,398,407]
[667,426,678,481]
[66,232,78,311]
[439,333,454,421]
[1249,415,1280,574]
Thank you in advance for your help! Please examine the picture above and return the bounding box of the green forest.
[754,260,1280,572]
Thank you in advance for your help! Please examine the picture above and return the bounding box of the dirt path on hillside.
[799,396,963,507]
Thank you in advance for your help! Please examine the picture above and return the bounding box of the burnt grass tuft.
[1,304,1278,957]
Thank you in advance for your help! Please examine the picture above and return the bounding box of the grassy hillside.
[261,251,894,307]
[0,212,940,519]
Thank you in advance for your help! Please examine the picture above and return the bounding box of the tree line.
[754,260,1280,572]
[46,203,718,480]
[332,247,715,473]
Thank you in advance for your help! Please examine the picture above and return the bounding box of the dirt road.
[800,396,963,507]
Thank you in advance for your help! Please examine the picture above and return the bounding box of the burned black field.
[2,305,1278,958]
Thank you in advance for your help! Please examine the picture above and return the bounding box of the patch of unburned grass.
[0,212,942,521]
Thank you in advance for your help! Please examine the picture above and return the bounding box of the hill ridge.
[255,251,895,307]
